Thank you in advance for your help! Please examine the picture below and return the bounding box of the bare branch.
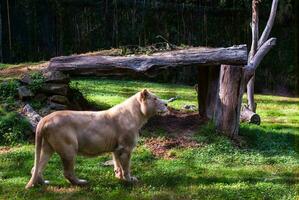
[245,38,276,82]
[258,0,279,48]
[248,0,259,61]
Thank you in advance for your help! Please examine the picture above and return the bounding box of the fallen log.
[240,105,261,125]
[48,45,247,76]
[21,104,42,132]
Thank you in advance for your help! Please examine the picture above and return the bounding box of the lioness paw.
[129,176,138,182]
[77,179,88,185]
[71,179,88,186]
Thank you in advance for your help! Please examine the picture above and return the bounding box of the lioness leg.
[112,152,123,179]
[116,149,137,182]
[61,156,88,186]
[34,140,54,184]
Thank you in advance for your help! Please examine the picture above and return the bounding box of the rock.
[18,86,34,100]
[49,95,70,105]
[43,71,70,84]
[34,93,47,102]
[183,104,197,111]
[21,104,42,132]
[20,74,33,84]
[67,88,95,110]
[102,160,114,166]
[49,102,68,110]
[39,106,53,116]
[41,83,69,96]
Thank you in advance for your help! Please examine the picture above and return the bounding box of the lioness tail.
[25,124,43,189]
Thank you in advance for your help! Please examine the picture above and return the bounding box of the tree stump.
[214,65,244,137]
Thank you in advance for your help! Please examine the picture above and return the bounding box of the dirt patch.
[0,62,48,78]
[144,108,206,136]
[143,108,207,158]
[46,186,81,193]
[144,136,203,159]
[0,146,13,154]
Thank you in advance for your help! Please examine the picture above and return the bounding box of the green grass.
[0,61,46,69]
[0,63,11,69]
[71,77,198,110]
[1,78,299,200]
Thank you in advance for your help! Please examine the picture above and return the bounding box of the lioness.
[26,89,168,189]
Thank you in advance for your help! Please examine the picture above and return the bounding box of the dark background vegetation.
[0,0,297,95]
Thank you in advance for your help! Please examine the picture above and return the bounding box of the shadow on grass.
[87,100,112,111]
[141,167,298,188]
[239,124,299,155]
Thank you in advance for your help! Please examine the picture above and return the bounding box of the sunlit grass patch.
[71,78,198,110]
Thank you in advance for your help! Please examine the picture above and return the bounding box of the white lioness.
[25,89,168,189]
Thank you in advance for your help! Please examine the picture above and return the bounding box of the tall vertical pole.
[296,0,299,95]
[0,1,2,62]
[6,0,12,51]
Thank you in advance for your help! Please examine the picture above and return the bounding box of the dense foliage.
[0,80,31,145]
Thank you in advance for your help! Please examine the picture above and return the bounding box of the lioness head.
[139,89,168,116]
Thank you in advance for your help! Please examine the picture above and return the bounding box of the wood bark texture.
[48,45,247,76]
[245,38,277,81]
[215,65,244,137]
[258,0,279,48]
[246,0,278,113]
[247,0,259,112]
[240,105,261,125]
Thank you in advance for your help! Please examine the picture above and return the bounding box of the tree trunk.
[240,105,260,125]
[245,0,278,112]
[214,65,244,137]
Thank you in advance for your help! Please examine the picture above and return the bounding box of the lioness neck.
[107,93,148,130]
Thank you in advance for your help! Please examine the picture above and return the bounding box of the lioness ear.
[141,89,149,100]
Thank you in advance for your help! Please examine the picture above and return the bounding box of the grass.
[0,61,48,81]
[71,77,198,110]
[1,78,299,199]
[0,61,46,70]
